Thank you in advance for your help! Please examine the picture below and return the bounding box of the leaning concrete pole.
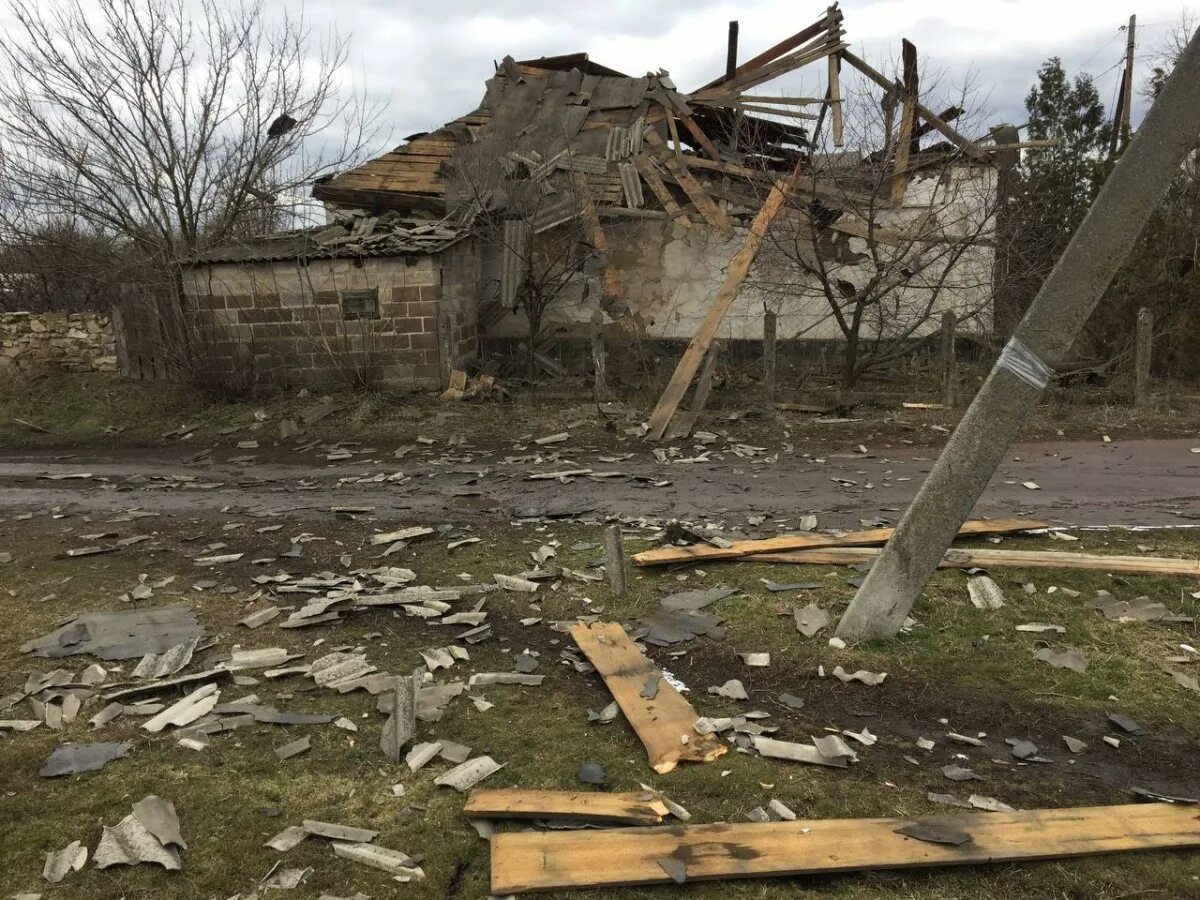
[837,27,1200,641]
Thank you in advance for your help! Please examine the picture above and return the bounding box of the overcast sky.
[291,0,1196,152]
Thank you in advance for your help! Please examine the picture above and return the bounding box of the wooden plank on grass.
[633,518,1046,567]
[490,803,1200,894]
[753,546,1200,578]
[569,621,725,774]
[644,168,800,440]
[464,789,668,826]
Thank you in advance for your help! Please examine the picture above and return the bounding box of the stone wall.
[0,311,117,373]
[181,244,480,391]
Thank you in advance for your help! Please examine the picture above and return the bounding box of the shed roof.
[189,215,469,265]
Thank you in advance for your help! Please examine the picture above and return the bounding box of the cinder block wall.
[181,245,480,390]
[0,311,117,373]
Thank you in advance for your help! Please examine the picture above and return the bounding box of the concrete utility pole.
[837,25,1200,641]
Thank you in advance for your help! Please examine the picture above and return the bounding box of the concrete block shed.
[182,219,481,390]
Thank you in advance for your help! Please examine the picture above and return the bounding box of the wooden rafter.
[631,155,692,227]
[645,163,803,440]
[890,39,919,205]
[841,49,986,160]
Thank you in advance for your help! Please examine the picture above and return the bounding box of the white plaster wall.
[489,165,997,342]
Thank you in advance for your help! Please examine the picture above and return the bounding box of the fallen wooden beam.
[890,39,919,205]
[697,16,831,91]
[645,129,732,233]
[569,621,725,774]
[645,167,801,440]
[633,518,1046,566]
[631,155,692,227]
[464,789,669,826]
[490,803,1200,894]
[753,546,1200,578]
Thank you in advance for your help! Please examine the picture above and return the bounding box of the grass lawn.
[1,512,1198,899]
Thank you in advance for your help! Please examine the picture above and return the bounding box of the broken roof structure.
[176,3,1004,396]
[312,4,985,229]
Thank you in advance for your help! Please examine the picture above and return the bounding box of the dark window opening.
[340,288,378,321]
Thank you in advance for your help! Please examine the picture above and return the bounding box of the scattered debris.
[435,756,505,791]
[967,576,1006,610]
[42,840,87,883]
[1033,647,1088,673]
[39,741,131,777]
[571,621,726,774]
[21,605,204,660]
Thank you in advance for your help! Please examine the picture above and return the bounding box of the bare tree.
[747,66,1033,389]
[447,141,613,383]
[0,0,384,384]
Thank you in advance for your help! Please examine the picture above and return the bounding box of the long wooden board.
[490,803,1200,893]
[464,789,668,825]
[645,168,800,440]
[633,518,1046,567]
[753,546,1200,578]
[569,622,725,774]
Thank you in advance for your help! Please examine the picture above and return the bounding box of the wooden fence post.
[604,525,626,597]
[939,310,956,407]
[762,310,777,404]
[1135,306,1152,407]
[592,311,612,401]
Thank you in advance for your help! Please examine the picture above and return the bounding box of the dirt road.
[2,436,1198,530]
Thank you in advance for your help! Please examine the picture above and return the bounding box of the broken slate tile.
[941,764,983,782]
[832,666,887,685]
[707,679,748,701]
[275,735,311,761]
[968,794,1015,812]
[967,576,1006,610]
[42,840,88,883]
[659,587,735,612]
[1062,735,1087,753]
[895,821,972,846]
[302,820,379,843]
[1108,713,1148,735]
[578,761,607,785]
[792,603,830,637]
[262,866,311,889]
[657,857,687,884]
[94,813,181,870]
[739,652,771,667]
[39,741,131,777]
[132,795,186,850]
[265,826,309,852]
[434,756,504,791]
[1033,647,1087,673]
[777,693,805,710]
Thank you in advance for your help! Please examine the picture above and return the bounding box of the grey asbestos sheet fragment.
[42,840,88,883]
[39,741,131,777]
[93,813,181,870]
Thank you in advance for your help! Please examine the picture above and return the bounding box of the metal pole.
[837,26,1200,640]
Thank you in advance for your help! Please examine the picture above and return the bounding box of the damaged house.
[182,5,1009,391]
